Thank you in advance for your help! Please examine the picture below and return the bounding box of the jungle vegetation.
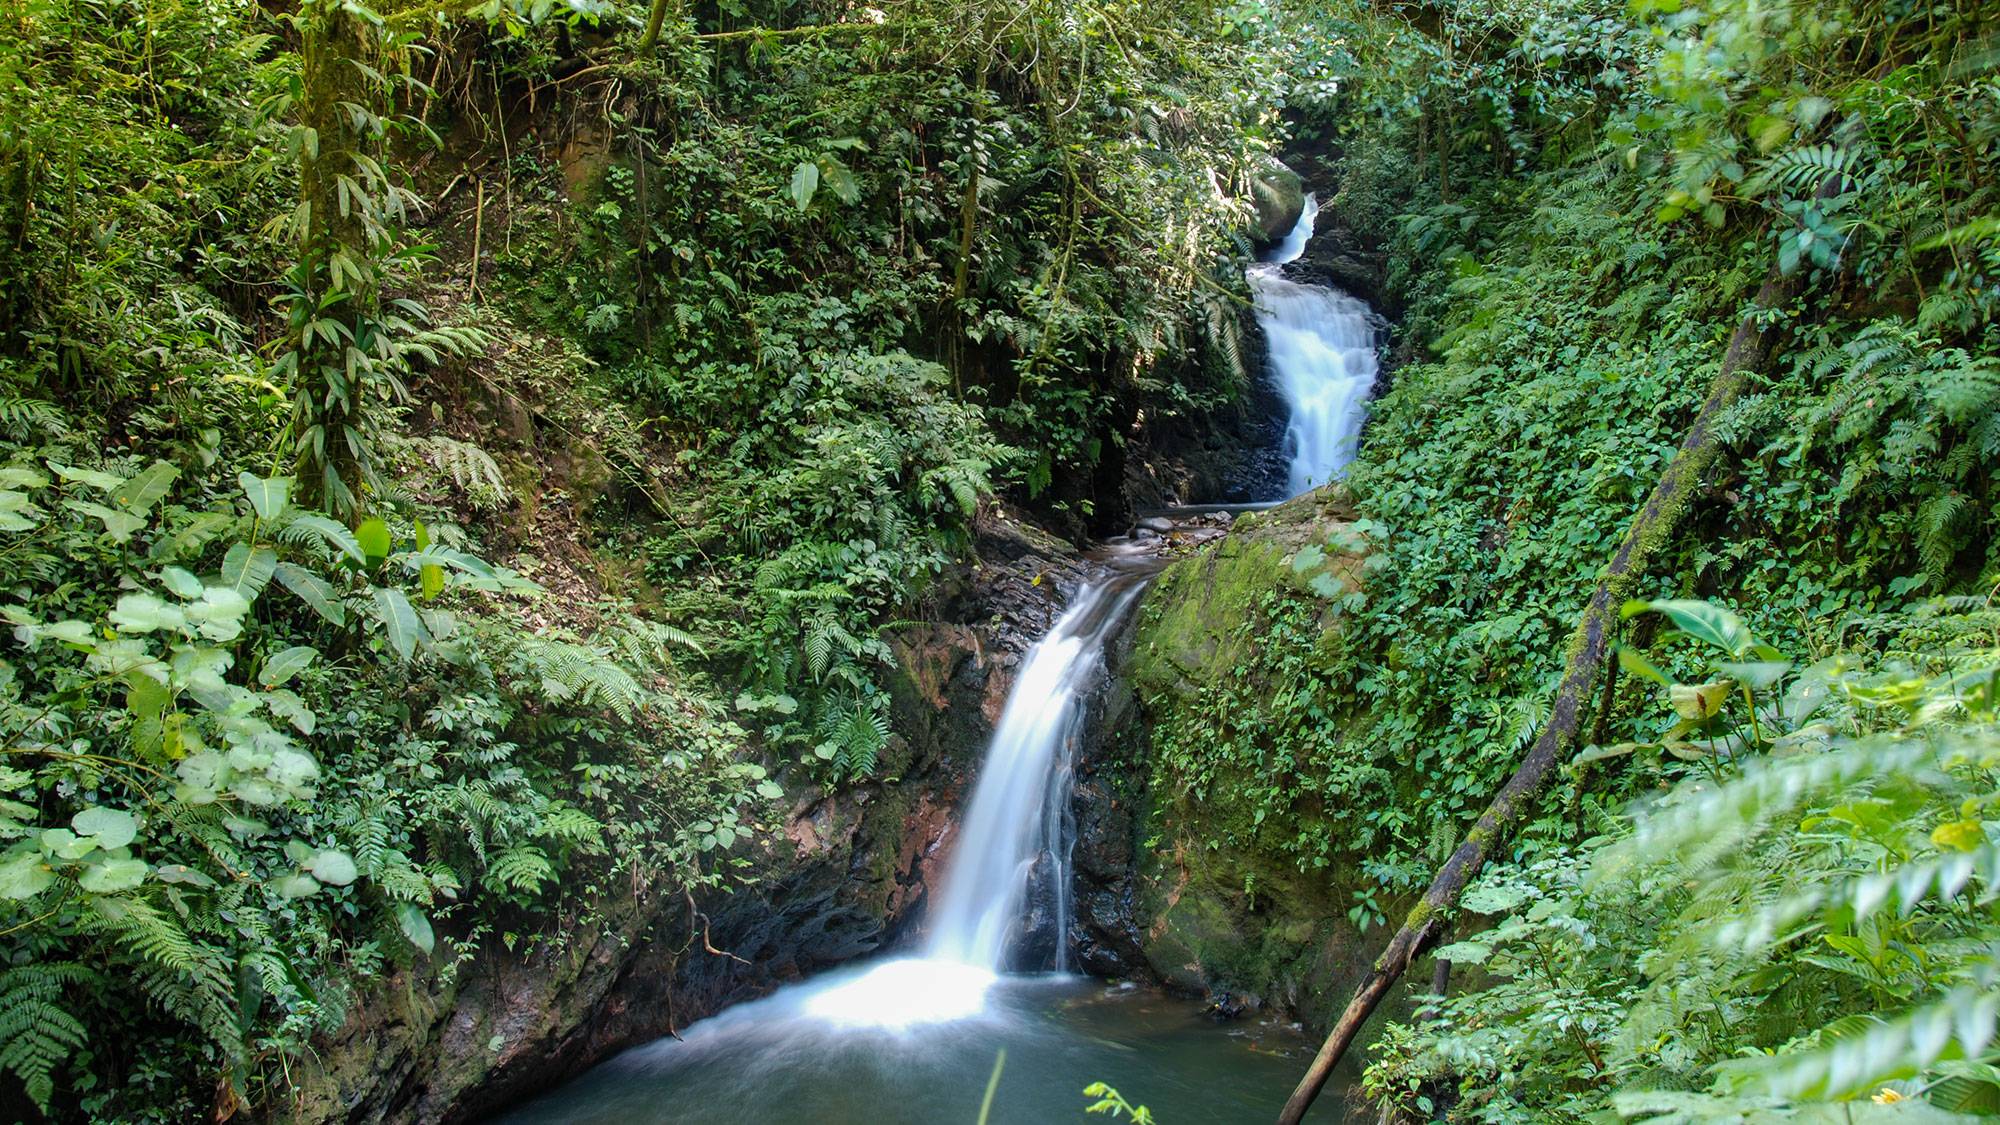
[0,0,1995,1118]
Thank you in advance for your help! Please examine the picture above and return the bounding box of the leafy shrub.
[1365,600,2000,1120]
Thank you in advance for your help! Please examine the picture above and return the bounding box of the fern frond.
[0,396,66,440]
[0,963,96,1111]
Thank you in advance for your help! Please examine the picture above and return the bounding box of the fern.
[0,396,66,440]
[0,964,96,1111]
[485,845,554,894]
[511,634,646,722]
[1748,141,1869,198]
[1917,491,1974,580]
[408,433,511,510]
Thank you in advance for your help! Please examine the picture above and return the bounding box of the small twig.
[467,178,485,301]
[685,886,750,965]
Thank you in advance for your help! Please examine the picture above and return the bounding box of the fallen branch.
[1275,255,1818,1124]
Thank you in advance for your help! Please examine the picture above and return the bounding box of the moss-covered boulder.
[1250,155,1306,246]
[1092,487,1409,1031]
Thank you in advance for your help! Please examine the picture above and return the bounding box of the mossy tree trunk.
[1274,260,1820,1124]
[636,0,681,53]
[287,0,383,518]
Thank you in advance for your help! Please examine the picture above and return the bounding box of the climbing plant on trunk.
[275,0,474,520]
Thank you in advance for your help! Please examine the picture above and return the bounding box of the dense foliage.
[1131,0,2000,1117]
[1364,601,2000,1119]
[4,0,1994,1113]
[489,0,1285,777]
[0,0,1288,1114]
[1152,0,1997,898]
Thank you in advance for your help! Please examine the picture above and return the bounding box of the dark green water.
[494,963,1355,1123]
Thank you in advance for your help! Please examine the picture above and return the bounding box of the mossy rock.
[1126,486,1355,701]
[1117,485,1401,1027]
[1250,155,1306,245]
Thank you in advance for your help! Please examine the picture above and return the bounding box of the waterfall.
[925,578,1143,970]
[778,564,1151,1029]
[1250,193,1379,497]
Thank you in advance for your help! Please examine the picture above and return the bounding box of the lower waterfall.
[498,547,1326,1122]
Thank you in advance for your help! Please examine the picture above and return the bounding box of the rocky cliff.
[1070,489,1412,1038]
[280,510,1086,1123]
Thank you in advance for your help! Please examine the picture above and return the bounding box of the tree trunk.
[1274,262,1814,1124]
[636,0,679,54]
[291,0,377,517]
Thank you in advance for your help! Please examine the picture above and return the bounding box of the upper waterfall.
[1250,192,1379,496]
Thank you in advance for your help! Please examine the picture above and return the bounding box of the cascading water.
[925,576,1144,973]
[1250,193,1380,497]
[787,569,1150,1027]
[497,204,1384,1122]
[498,549,1331,1121]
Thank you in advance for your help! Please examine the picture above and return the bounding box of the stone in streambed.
[1250,155,1305,247]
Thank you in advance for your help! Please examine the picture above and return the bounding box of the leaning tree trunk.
[1275,256,1819,1124]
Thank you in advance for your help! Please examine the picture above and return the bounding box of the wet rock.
[1009,851,1067,971]
[1250,155,1305,247]
[1136,516,1174,534]
[1067,488,1404,1036]
[1203,989,1263,1021]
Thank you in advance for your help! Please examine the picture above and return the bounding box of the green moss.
[1120,488,1400,1022]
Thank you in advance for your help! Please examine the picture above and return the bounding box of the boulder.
[1250,155,1306,246]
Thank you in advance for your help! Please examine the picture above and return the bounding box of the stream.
[496,198,1375,1123]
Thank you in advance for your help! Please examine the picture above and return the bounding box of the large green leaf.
[356,517,392,565]
[821,158,860,204]
[372,587,427,661]
[221,542,277,598]
[109,460,180,515]
[187,586,251,642]
[72,807,137,850]
[1716,659,1791,692]
[159,566,204,599]
[47,461,125,490]
[78,856,148,894]
[150,510,234,563]
[65,500,145,542]
[274,562,347,626]
[258,645,318,688]
[109,593,186,634]
[238,472,291,520]
[287,514,366,565]
[1616,644,1671,686]
[395,902,435,955]
[0,850,53,900]
[1622,598,1754,657]
[306,849,357,886]
[789,160,820,211]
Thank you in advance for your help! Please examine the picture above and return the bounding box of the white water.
[1250,193,1379,496]
[640,567,1152,1039]
[926,578,1139,969]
